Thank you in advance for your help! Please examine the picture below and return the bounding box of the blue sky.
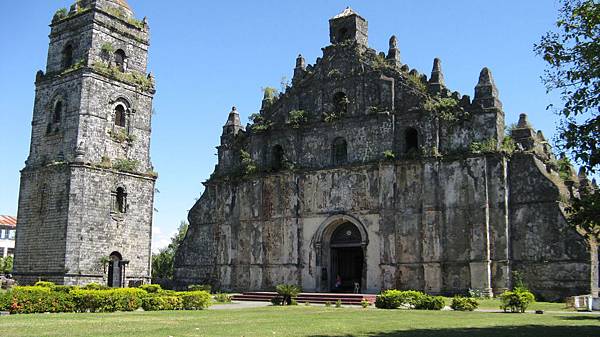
[0,0,567,251]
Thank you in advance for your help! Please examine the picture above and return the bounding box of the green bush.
[499,289,535,313]
[53,285,77,293]
[451,296,479,311]
[275,284,301,305]
[361,299,371,308]
[139,284,162,293]
[271,297,283,306]
[415,295,445,310]
[214,293,232,303]
[6,286,75,314]
[178,290,211,310]
[82,282,109,290]
[34,281,56,289]
[141,295,183,311]
[187,284,211,293]
[71,288,146,313]
[375,290,425,309]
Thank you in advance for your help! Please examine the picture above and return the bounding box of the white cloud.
[151,225,177,253]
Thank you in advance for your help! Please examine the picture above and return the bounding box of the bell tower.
[13,0,156,286]
[329,7,368,46]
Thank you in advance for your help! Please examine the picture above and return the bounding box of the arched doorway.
[330,222,364,292]
[312,214,368,293]
[107,252,123,288]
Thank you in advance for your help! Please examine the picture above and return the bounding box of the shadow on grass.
[559,315,600,321]
[308,325,600,337]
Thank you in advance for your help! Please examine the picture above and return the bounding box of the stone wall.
[14,0,155,286]
[175,9,597,300]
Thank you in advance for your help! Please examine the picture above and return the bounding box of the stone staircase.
[232,292,377,305]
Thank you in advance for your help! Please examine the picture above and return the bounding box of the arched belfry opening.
[313,215,368,293]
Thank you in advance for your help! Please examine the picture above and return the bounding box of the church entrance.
[330,222,364,293]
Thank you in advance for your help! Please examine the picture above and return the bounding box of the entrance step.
[232,292,376,305]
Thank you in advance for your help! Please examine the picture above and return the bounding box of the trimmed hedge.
[499,288,535,313]
[451,296,479,311]
[375,290,444,310]
[141,295,183,311]
[0,283,211,315]
[414,295,445,310]
[179,291,212,310]
[71,288,146,313]
[375,290,425,309]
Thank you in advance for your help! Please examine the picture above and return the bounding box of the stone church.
[13,0,156,287]
[175,8,598,300]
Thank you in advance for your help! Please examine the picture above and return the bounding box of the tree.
[535,0,599,173]
[0,256,13,274]
[152,221,188,282]
[536,0,600,237]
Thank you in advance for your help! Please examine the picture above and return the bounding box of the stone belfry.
[13,0,156,286]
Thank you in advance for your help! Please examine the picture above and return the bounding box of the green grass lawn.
[452,298,574,312]
[0,306,598,337]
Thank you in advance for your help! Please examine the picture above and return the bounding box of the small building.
[0,215,16,258]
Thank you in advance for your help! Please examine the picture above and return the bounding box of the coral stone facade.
[13,0,156,287]
[175,9,598,300]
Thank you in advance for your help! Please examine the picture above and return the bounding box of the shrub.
[141,295,183,311]
[53,285,77,293]
[71,288,146,313]
[82,282,109,290]
[325,301,331,307]
[451,296,479,311]
[214,293,232,303]
[179,290,211,310]
[271,297,283,306]
[6,286,75,314]
[187,284,211,293]
[139,284,162,294]
[275,284,301,305]
[361,299,371,308]
[415,295,445,310]
[375,290,425,309]
[499,289,535,313]
[34,281,56,289]
[335,299,342,308]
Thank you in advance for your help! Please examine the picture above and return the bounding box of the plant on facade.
[383,150,396,160]
[248,113,272,132]
[52,8,68,22]
[61,59,86,76]
[101,42,115,55]
[450,296,479,311]
[111,158,139,173]
[262,87,279,107]
[287,110,308,128]
[92,62,154,92]
[406,72,427,93]
[104,6,145,29]
[239,150,257,175]
[424,97,469,124]
[469,138,499,154]
[275,284,301,305]
[323,111,342,123]
[109,128,135,143]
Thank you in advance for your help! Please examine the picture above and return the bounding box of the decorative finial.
[474,67,501,108]
[389,35,398,49]
[517,113,531,129]
[428,58,445,93]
